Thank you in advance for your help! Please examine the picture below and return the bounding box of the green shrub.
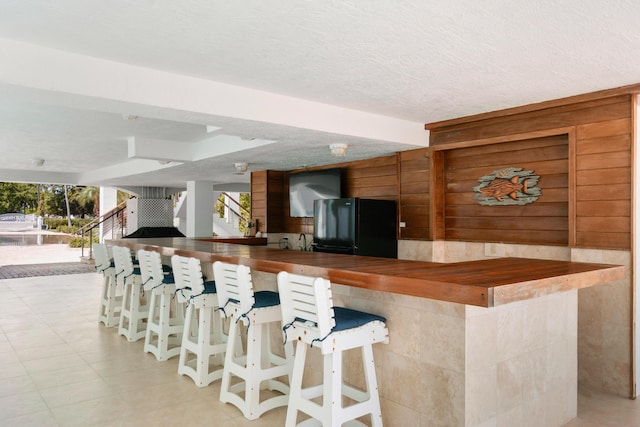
[43,218,94,234]
[57,225,77,234]
[69,236,99,248]
[43,218,67,230]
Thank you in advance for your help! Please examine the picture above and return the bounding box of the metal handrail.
[219,192,251,230]
[78,200,126,235]
[80,201,128,259]
[220,192,250,218]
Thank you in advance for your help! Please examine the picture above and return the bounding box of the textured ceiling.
[0,0,639,191]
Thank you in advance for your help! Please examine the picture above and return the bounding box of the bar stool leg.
[156,293,172,358]
[327,351,341,427]
[177,303,194,376]
[210,305,226,367]
[244,322,261,414]
[132,282,147,341]
[286,342,384,426]
[266,324,294,395]
[178,301,226,387]
[145,289,183,361]
[173,295,185,328]
[219,317,242,406]
[363,344,383,427]
[145,289,159,348]
[286,342,307,427]
[221,318,292,420]
[195,305,212,381]
[99,272,120,327]
[117,280,132,339]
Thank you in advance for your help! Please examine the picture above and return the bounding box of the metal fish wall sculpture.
[473,167,541,206]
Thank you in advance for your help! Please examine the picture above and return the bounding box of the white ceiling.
[1,0,639,192]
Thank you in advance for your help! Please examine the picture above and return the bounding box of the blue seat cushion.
[132,267,141,275]
[162,264,172,273]
[162,274,174,284]
[203,280,216,294]
[253,291,280,308]
[331,307,386,332]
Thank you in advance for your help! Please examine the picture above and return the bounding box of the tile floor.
[0,273,287,426]
[0,271,639,426]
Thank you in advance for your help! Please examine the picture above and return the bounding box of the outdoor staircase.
[174,191,249,237]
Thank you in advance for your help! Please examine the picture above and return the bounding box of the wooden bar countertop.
[109,237,625,308]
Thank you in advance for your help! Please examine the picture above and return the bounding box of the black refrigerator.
[312,198,397,258]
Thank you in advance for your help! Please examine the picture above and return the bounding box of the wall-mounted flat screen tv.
[289,168,341,217]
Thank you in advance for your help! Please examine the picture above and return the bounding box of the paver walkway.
[0,234,91,278]
[0,261,94,279]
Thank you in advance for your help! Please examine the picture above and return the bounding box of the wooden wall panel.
[254,91,633,250]
[267,170,286,233]
[575,200,630,217]
[577,151,631,170]
[428,94,633,250]
[576,168,630,185]
[250,170,285,233]
[250,171,266,233]
[430,97,630,146]
[446,203,569,217]
[573,116,632,249]
[447,228,568,245]
[341,156,398,199]
[399,148,430,239]
[442,135,569,245]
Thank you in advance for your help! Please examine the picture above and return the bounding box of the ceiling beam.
[0,38,428,146]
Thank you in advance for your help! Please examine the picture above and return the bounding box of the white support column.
[186,181,213,238]
[99,187,118,242]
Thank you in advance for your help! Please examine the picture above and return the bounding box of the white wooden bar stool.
[213,261,293,420]
[172,255,227,387]
[95,243,120,328]
[113,245,149,342]
[277,271,389,427]
[138,249,184,361]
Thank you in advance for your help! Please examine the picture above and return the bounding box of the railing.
[79,200,128,259]
[219,192,252,235]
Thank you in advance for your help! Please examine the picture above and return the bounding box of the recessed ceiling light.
[329,143,348,157]
[234,162,249,174]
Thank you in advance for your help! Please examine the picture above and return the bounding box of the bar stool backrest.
[276,271,336,341]
[93,243,112,273]
[112,245,135,278]
[137,249,164,290]
[212,261,255,315]
[171,255,204,298]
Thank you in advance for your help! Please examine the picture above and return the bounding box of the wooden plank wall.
[575,117,632,248]
[250,170,267,232]
[253,89,633,249]
[441,135,569,245]
[399,148,430,239]
[250,170,285,234]
[428,95,633,250]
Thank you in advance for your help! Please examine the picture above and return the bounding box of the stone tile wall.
[398,240,633,398]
